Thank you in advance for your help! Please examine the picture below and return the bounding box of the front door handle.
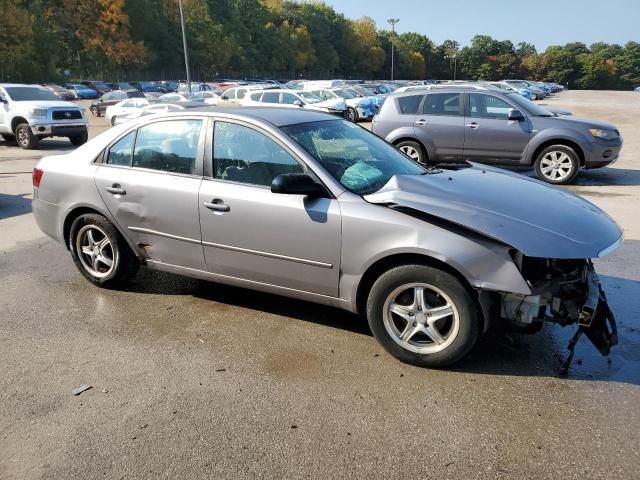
[203,199,230,212]
[415,119,428,126]
[105,184,126,195]
[466,122,479,129]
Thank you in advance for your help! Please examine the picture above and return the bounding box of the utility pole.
[178,0,191,93]
[387,18,399,81]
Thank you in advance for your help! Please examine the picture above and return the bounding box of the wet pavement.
[1,93,639,479]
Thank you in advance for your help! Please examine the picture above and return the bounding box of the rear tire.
[15,123,39,149]
[534,144,580,185]
[90,106,100,117]
[366,265,480,368]
[69,213,139,288]
[110,116,117,126]
[396,140,427,164]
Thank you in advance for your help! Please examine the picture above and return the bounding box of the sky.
[314,0,640,51]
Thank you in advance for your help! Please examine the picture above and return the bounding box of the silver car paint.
[32,108,621,317]
[365,165,622,259]
[373,88,622,167]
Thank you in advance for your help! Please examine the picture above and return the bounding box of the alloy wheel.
[540,150,574,182]
[382,283,460,354]
[75,225,116,278]
[17,129,28,146]
[399,145,420,161]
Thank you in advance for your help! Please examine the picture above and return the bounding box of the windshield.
[352,86,375,96]
[505,92,554,116]
[299,91,323,103]
[5,87,59,101]
[332,89,356,100]
[281,120,426,195]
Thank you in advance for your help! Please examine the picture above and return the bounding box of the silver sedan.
[32,108,622,367]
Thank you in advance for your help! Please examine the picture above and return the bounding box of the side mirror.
[508,109,524,121]
[293,100,303,107]
[271,173,328,197]
[0,98,7,104]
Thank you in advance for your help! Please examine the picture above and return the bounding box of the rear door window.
[261,91,280,103]
[132,120,202,175]
[422,93,462,116]
[396,95,424,114]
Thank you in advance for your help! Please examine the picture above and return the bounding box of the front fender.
[525,128,591,164]
[337,196,531,312]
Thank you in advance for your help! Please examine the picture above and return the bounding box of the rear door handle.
[105,184,126,195]
[466,122,479,129]
[415,119,428,126]
[203,199,230,212]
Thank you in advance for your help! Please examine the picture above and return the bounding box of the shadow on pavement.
[125,265,639,385]
[0,192,32,219]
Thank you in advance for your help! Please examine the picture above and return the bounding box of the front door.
[413,92,465,162]
[463,93,532,163]
[94,118,206,269]
[198,120,342,297]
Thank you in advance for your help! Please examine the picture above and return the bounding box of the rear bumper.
[32,196,64,245]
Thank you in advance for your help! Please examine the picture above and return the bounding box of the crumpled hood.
[364,164,622,259]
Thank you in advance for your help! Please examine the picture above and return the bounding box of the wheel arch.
[354,252,486,331]
[530,138,585,166]
[63,205,140,259]
[11,117,29,133]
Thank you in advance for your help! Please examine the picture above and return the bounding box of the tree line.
[1,0,639,89]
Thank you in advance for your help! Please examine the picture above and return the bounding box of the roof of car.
[165,106,340,127]
[0,83,47,88]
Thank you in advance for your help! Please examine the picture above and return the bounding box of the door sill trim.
[145,259,348,309]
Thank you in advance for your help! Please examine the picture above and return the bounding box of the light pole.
[387,18,399,81]
[178,0,191,93]
[453,54,457,81]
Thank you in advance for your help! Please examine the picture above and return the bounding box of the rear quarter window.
[396,95,424,114]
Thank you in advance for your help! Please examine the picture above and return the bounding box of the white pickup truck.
[0,83,88,149]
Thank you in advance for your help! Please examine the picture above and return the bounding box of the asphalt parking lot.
[1,91,639,479]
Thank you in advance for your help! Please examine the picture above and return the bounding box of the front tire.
[90,106,99,117]
[15,123,39,149]
[534,144,580,184]
[69,213,139,288]
[110,116,117,126]
[69,131,88,146]
[367,265,480,368]
[346,107,358,123]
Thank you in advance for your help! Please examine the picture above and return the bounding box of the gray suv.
[371,85,622,184]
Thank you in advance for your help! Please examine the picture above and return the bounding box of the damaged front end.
[500,254,618,370]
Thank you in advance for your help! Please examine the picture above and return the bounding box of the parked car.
[128,82,163,98]
[105,98,150,126]
[65,84,98,99]
[90,89,146,117]
[191,91,220,105]
[635,86,640,92]
[490,81,536,100]
[242,89,347,116]
[503,80,546,100]
[42,83,76,101]
[300,86,375,122]
[112,102,202,125]
[80,80,112,96]
[0,83,88,149]
[371,84,622,184]
[219,85,276,104]
[31,108,622,367]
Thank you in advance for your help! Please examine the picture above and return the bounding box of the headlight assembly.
[589,128,620,140]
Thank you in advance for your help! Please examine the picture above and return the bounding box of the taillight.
[32,168,44,188]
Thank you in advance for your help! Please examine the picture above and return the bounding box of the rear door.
[414,92,465,162]
[94,118,207,269]
[463,93,532,163]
